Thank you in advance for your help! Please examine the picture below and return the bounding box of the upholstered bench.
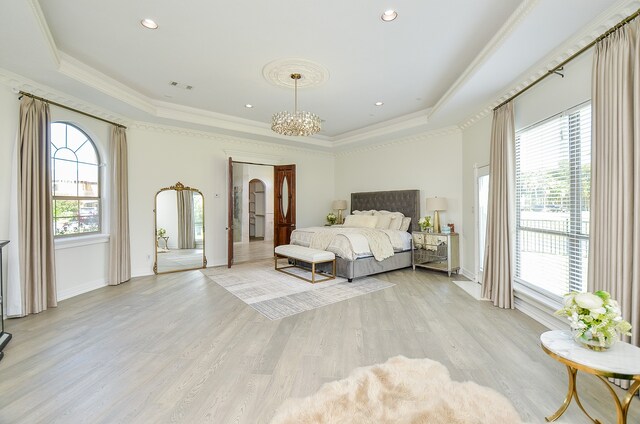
[274,244,336,284]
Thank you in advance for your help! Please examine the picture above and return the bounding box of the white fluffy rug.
[270,356,526,424]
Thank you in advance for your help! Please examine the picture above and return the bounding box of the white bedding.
[290,226,412,261]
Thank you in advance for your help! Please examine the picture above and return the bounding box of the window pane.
[76,142,98,164]
[50,122,101,238]
[79,199,100,232]
[78,163,99,197]
[53,158,78,197]
[54,200,79,236]
[51,122,66,151]
[66,125,89,152]
[515,102,591,297]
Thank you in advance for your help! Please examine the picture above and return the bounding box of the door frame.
[227,156,286,267]
[474,164,490,283]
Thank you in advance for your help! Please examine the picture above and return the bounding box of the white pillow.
[399,217,412,232]
[374,210,405,217]
[387,215,403,230]
[375,215,393,229]
[352,210,374,216]
[343,215,378,228]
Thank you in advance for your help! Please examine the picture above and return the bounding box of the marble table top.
[541,330,640,378]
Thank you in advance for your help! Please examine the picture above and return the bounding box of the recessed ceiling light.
[245,104,253,108]
[140,18,158,29]
[375,101,384,106]
[381,10,398,22]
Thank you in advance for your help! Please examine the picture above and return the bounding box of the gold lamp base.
[433,211,441,233]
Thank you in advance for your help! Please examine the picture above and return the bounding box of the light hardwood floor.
[233,240,274,264]
[1,264,637,423]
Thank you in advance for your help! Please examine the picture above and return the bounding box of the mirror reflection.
[154,182,206,274]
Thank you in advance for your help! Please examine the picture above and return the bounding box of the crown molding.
[0,67,130,126]
[332,109,431,148]
[27,0,60,66]
[57,53,157,115]
[335,126,461,156]
[428,0,540,119]
[131,121,335,158]
[459,0,640,130]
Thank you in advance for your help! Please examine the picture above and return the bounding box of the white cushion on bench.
[275,244,335,263]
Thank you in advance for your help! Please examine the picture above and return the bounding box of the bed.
[290,189,420,281]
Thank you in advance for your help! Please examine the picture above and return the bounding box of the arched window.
[51,122,101,237]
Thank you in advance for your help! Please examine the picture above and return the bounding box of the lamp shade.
[332,199,348,210]
[426,197,447,211]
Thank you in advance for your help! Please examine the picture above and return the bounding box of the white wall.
[460,50,593,281]
[335,129,464,248]
[127,126,335,277]
[0,85,18,306]
[0,88,112,301]
[0,82,336,302]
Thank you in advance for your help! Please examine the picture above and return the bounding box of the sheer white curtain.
[108,126,131,286]
[589,18,640,362]
[7,97,57,317]
[177,191,195,249]
[481,102,515,309]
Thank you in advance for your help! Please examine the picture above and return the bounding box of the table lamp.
[425,197,447,233]
[332,199,348,224]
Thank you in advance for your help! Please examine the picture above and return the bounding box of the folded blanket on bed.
[309,227,394,261]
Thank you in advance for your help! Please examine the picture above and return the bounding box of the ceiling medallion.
[271,73,321,137]
[262,58,330,89]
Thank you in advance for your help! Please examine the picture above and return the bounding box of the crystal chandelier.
[271,73,321,136]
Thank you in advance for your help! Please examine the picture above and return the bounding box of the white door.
[475,165,490,283]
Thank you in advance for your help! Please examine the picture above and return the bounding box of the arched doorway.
[249,179,266,241]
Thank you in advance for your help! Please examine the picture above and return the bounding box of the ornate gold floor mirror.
[154,182,207,274]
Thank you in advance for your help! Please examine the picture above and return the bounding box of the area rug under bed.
[201,262,394,320]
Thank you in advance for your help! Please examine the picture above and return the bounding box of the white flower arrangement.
[326,212,337,225]
[555,290,632,349]
[418,216,431,231]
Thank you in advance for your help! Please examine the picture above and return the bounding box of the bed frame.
[316,189,420,281]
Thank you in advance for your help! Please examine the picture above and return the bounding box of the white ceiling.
[0,0,636,150]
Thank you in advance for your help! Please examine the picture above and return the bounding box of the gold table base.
[546,365,640,424]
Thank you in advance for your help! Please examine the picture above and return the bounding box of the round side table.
[540,330,640,424]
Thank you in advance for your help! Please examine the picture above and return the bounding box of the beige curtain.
[7,97,57,316]
[177,191,195,249]
[108,126,131,286]
[481,102,515,309]
[589,18,640,362]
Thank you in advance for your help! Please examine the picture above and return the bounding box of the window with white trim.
[51,122,101,237]
[515,102,591,297]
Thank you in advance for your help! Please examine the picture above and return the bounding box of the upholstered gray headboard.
[350,190,420,232]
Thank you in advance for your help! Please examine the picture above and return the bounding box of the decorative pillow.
[343,215,378,228]
[352,210,375,216]
[387,215,403,230]
[375,215,393,229]
[399,217,412,232]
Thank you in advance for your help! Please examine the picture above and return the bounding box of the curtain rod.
[18,91,127,129]
[494,8,640,111]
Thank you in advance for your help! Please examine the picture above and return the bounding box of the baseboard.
[460,267,476,282]
[131,268,152,279]
[57,278,108,301]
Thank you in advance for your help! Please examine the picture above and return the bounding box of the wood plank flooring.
[1,263,637,423]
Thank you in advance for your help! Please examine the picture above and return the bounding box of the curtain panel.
[589,18,640,357]
[108,126,131,286]
[177,191,195,249]
[481,102,516,309]
[7,97,57,316]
